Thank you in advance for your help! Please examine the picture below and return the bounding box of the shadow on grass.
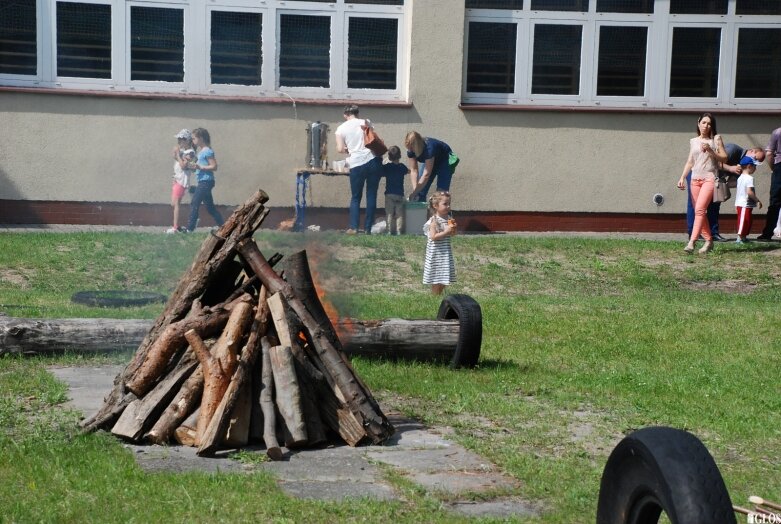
[718,242,781,255]
[471,358,522,371]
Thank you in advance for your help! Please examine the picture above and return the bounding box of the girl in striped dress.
[423,190,456,295]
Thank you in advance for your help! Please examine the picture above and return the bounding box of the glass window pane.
[532,24,582,95]
[735,28,781,98]
[669,27,720,98]
[670,0,727,15]
[130,6,184,82]
[530,0,588,12]
[346,0,404,4]
[56,2,111,79]
[466,21,516,93]
[210,11,262,86]
[348,17,397,90]
[736,0,781,15]
[597,26,647,96]
[279,14,330,88]
[466,0,524,8]
[0,0,37,75]
[596,0,653,13]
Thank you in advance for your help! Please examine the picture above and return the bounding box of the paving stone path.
[50,365,539,519]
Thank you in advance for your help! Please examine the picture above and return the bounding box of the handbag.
[362,123,388,157]
[448,151,460,174]
[713,175,731,203]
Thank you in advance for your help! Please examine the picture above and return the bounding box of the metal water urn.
[306,121,329,169]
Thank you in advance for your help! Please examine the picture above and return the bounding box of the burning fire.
[308,256,355,343]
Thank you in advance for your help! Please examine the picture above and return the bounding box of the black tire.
[70,290,167,308]
[436,294,482,369]
[597,426,736,524]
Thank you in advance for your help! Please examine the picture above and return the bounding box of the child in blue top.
[383,146,409,235]
[186,128,224,232]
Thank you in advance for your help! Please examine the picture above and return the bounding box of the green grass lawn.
[1,231,780,523]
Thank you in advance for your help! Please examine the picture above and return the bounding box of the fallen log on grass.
[0,316,469,364]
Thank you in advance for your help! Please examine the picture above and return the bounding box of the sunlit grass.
[0,231,779,522]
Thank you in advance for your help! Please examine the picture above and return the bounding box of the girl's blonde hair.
[404,131,425,158]
[428,190,450,211]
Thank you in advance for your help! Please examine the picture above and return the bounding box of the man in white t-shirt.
[335,105,383,234]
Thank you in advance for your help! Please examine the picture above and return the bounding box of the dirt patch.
[685,279,760,294]
[378,391,624,465]
[0,268,32,289]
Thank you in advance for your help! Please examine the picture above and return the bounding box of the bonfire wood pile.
[81,189,395,457]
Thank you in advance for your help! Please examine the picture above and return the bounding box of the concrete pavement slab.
[365,446,493,474]
[49,364,537,516]
[409,470,519,496]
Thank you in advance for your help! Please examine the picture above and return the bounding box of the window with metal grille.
[736,0,781,15]
[596,26,647,96]
[466,21,516,93]
[530,0,588,12]
[532,24,582,95]
[596,0,653,13]
[466,0,524,8]
[464,1,781,109]
[346,0,404,4]
[210,11,262,86]
[279,14,330,88]
[130,6,184,82]
[0,1,405,101]
[669,27,720,98]
[347,17,398,90]
[56,2,111,79]
[0,0,37,76]
[735,28,781,98]
[670,0,727,15]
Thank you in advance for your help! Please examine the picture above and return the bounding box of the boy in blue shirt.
[383,146,409,235]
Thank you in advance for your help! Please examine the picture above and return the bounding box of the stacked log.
[81,189,394,457]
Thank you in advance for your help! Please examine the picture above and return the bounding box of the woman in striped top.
[423,191,456,295]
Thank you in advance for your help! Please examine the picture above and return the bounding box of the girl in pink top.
[676,113,727,254]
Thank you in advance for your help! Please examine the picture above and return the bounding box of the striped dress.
[423,215,456,285]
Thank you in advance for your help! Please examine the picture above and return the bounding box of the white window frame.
[125,1,187,93]
[339,10,404,99]
[206,5,267,96]
[727,22,781,108]
[275,8,334,97]
[526,18,587,104]
[463,0,781,110]
[592,21,652,107]
[0,0,407,102]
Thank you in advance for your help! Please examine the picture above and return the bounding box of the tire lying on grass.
[597,426,736,524]
[436,294,482,369]
[71,290,167,308]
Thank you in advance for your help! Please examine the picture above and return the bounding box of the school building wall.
[0,2,778,232]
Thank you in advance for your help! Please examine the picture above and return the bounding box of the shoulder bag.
[362,122,388,157]
[713,175,731,203]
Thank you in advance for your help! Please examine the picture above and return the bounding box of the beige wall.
[0,2,777,217]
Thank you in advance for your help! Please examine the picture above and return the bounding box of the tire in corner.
[436,294,482,369]
[71,290,167,308]
[597,426,736,524]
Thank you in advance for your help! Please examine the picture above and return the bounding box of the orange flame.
[308,254,355,342]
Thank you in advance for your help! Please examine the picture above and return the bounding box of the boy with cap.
[169,129,196,233]
[735,155,763,244]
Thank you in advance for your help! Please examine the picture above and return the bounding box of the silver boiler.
[306,121,329,169]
